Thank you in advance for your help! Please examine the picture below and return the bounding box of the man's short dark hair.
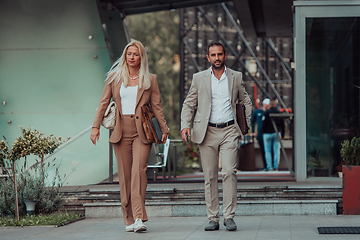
[207,41,226,55]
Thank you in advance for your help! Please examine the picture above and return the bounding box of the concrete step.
[60,184,342,216]
[83,199,338,218]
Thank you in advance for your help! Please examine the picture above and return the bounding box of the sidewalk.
[1,215,360,240]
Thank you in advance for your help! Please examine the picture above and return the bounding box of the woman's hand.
[90,127,100,145]
[161,133,169,143]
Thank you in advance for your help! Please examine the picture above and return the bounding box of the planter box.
[342,165,360,215]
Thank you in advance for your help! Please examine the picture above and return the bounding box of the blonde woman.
[90,40,169,232]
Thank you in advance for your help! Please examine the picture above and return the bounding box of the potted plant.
[309,146,328,177]
[333,112,358,176]
[340,136,360,215]
[335,160,345,178]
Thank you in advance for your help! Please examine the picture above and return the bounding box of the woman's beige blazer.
[93,74,169,144]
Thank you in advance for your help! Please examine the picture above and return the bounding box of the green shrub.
[340,137,360,166]
[0,127,68,219]
[0,161,64,217]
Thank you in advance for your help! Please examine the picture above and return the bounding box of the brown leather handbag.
[236,103,248,135]
[141,104,162,144]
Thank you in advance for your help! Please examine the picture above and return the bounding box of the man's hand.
[181,128,191,142]
[90,127,100,145]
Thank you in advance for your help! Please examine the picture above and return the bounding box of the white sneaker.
[134,218,146,232]
[125,223,134,232]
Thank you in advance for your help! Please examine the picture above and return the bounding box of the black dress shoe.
[204,220,219,231]
[224,218,237,231]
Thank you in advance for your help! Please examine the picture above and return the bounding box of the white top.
[120,84,138,115]
[209,66,234,124]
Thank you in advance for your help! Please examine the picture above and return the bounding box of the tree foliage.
[127,11,181,138]
[0,127,67,163]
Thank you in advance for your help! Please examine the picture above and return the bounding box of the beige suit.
[181,67,252,221]
[93,74,169,225]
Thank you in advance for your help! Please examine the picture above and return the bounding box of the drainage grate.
[318,227,360,234]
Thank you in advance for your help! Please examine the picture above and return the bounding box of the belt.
[208,120,235,128]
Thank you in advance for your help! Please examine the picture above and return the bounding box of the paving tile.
[326,235,360,240]
[0,228,54,240]
[290,234,328,240]
[256,231,291,240]
[2,215,360,240]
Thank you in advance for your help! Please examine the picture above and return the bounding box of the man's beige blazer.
[93,74,169,144]
[181,68,252,144]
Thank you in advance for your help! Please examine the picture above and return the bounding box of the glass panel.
[306,18,360,177]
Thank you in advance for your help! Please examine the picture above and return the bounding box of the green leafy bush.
[340,137,360,166]
[0,161,64,217]
[0,126,69,218]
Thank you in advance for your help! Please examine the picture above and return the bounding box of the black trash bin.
[237,135,255,171]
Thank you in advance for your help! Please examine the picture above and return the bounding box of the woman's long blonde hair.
[106,40,151,90]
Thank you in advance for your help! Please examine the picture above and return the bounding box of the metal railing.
[24,126,93,173]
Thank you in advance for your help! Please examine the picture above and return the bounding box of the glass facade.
[306,18,360,177]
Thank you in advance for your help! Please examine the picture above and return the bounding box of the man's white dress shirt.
[209,66,234,124]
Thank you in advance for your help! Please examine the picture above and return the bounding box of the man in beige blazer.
[181,41,252,231]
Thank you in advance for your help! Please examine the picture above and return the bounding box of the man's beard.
[212,61,224,69]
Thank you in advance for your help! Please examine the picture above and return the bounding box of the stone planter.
[342,165,360,215]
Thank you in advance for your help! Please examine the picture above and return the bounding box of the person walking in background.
[181,41,252,231]
[251,98,270,170]
[90,40,169,233]
[262,98,285,171]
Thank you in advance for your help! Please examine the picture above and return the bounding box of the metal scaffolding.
[180,3,293,112]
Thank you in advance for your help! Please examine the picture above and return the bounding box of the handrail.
[24,125,93,173]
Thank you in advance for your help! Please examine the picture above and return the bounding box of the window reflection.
[306,18,360,177]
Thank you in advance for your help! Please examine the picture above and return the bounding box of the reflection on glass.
[306,18,360,177]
